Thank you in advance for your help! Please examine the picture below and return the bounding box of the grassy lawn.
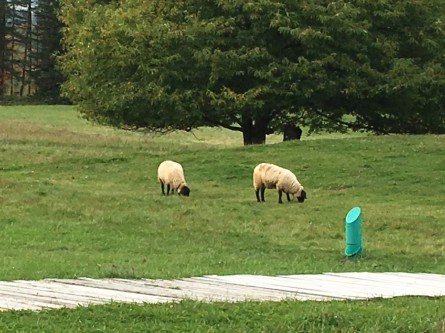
[0,105,444,332]
[1,298,444,333]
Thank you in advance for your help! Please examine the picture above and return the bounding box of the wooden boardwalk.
[1,272,445,311]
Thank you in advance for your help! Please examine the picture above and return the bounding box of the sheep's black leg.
[260,187,266,202]
[255,190,261,202]
[286,193,291,202]
[160,182,165,195]
[166,184,171,195]
[278,190,283,204]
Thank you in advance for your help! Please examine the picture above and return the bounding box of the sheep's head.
[179,185,190,197]
[296,188,307,203]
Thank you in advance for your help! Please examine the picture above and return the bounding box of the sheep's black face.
[180,186,190,197]
[297,190,307,203]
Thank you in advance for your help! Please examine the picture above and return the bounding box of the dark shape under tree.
[283,124,302,141]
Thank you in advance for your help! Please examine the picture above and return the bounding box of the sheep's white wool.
[253,163,304,197]
[157,160,188,193]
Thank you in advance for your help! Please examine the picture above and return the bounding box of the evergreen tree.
[59,0,445,143]
[31,0,65,102]
[13,0,33,96]
[0,0,9,95]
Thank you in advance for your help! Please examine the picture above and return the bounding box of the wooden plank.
[321,272,445,287]
[411,272,445,281]
[275,275,401,297]
[381,272,445,285]
[334,272,445,290]
[103,278,234,300]
[244,275,378,299]
[74,277,277,303]
[44,278,183,301]
[0,298,43,311]
[327,272,445,285]
[279,274,445,298]
[0,283,86,309]
[179,277,312,301]
[45,279,175,304]
[110,278,281,302]
[188,276,333,301]
[140,275,314,301]
[0,291,63,310]
[0,280,103,304]
[142,278,275,302]
[184,276,314,297]
[235,273,438,300]
[203,275,369,299]
[317,273,445,297]
[11,281,121,305]
[0,291,50,311]
[325,273,445,296]
[0,289,81,308]
[200,275,365,300]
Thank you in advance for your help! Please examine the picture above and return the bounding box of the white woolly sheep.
[157,160,190,197]
[253,162,306,204]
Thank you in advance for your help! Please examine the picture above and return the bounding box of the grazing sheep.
[157,160,190,197]
[253,163,306,204]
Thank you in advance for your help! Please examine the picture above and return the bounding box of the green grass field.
[0,105,444,332]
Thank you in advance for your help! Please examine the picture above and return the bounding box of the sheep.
[253,162,306,204]
[157,160,190,197]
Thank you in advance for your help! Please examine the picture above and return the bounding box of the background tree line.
[0,0,64,102]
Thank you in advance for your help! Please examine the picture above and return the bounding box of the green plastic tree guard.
[345,207,363,256]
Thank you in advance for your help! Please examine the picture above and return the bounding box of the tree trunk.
[242,116,269,145]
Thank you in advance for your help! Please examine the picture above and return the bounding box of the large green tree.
[59,0,445,144]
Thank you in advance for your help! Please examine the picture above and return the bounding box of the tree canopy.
[59,0,445,144]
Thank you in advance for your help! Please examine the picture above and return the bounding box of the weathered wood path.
[1,272,445,311]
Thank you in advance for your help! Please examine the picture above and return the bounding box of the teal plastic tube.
[345,207,362,256]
